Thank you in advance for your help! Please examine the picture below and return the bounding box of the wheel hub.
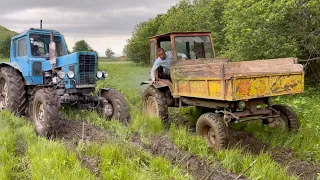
[268,115,288,131]
[35,103,45,131]
[103,102,113,117]
[0,81,8,110]
[146,96,158,117]
[202,125,216,148]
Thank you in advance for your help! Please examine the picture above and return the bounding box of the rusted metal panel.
[171,57,304,101]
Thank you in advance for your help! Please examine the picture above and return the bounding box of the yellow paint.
[173,73,304,101]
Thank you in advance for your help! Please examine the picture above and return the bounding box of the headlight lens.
[102,71,108,78]
[96,71,103,78]
[68,71,75,79]
[57,71,66,79]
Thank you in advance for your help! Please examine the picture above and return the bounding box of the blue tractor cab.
[0,27,130,137]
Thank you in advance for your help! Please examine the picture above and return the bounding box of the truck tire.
[142,86,168,124]
[196,113,228,150]
[0,67,26,115]
[32,89,60,137]
[100,89,130,124]
[271,104,300,133]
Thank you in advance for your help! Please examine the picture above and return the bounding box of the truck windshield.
[174,36,214,59]
[29,33,67,58]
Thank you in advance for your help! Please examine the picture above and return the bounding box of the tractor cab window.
[174,36,214,60]
[29,33,67,58]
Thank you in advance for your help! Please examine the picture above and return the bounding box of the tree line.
[0,38,115,59]
[123,0,320,70]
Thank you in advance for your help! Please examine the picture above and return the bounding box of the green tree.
[105,48,115,59]
[72,40,92,52]
[0,36,12,58]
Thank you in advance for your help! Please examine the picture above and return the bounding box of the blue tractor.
[0,26,130,137]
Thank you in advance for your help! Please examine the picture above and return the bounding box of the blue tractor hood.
[42,52,97,71]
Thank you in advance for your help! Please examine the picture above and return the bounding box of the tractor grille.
[78,54,96,85]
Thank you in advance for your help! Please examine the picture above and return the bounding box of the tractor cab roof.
[149,31,212,39]
[12,28,63,40]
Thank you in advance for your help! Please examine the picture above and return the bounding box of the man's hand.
[151,80,156,84]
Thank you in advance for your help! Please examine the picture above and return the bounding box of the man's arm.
[177,52,187,59]
[151,59,161,81]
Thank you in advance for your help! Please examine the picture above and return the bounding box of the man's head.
[157,48,166,60]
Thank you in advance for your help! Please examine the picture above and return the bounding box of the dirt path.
[132,133,247,180]
[228,129,320,180]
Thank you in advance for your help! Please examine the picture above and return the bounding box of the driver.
[151,48,186,83]
[31,45,41,56]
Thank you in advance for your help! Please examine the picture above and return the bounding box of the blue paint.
[0,28,99,89]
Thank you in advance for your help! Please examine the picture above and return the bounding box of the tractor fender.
[141,80,173,93]
[0,62,23,73]
[98,88,111,96]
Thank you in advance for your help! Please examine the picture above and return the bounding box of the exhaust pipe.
[49,31,57,72]
[40,20,42,29]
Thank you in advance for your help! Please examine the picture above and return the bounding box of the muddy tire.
[32,89,60,137]
[196,113,228,150]
[142,86,168,124]
[271,104,300,133]
[100,89,130,124]
[0,67,26,115]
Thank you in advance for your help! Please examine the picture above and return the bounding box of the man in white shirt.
[151,48,187,83]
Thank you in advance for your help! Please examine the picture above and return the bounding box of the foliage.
[0,36,12,58]
[105,47,115,59]
[72,40,93,53]
[124,0,320,65]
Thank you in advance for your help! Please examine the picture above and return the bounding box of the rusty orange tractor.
[141,32,304,150]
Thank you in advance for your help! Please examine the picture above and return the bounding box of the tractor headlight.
[96,71,103,79]
[57,71,66,79]
[102,71,108,78]
[67,71,75,79]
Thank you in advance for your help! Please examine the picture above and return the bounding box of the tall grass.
[0,111,95,179]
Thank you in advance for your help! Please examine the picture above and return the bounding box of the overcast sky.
[0,0,179,56]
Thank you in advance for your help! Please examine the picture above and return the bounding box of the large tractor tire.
[142,86,168,124]
[0,67,26,115]
[100,89,130,124]
[196,113,228,150]
[32,89,60,137]
[269,104,300,133]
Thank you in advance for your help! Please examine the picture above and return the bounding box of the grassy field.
[0,62,319,179]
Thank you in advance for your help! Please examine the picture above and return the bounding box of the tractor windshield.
[174,36,214,60]
[29,33,67,58]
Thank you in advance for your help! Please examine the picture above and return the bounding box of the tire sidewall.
[196,113,228,150]
[100,89,129,121]
[33,91,49,136]
[0,70,13,110]
[142,86,158,116]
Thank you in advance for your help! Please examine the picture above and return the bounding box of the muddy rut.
[54,118,320,180]
[228,129,320,180]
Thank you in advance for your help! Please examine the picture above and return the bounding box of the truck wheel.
[32,89,60,137]
[100,89,130,124]
[196,113,228,150]
[0,67,26,115]
[270,104,300,132]
[142,86,168,124]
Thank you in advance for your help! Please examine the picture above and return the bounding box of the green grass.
[0,58,9,62]
[1,62,320,179]
[94,63,304,179]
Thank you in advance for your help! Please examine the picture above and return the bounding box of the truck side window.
[18,38,27,57]
[150,41,155,67]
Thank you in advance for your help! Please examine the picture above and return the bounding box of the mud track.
[55,118,115,176]
[132,133,247,180]
[228,129,320,180]
[55,118,247,179]
[53,117,320,180]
